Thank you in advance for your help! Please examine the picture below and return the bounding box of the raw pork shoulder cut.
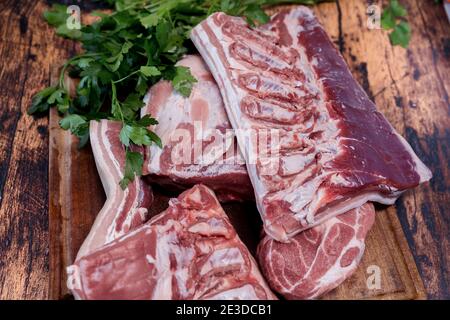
[141,55,252,201]
[257,203,375,299]
[67,185,276,300]
[191,7,431,241]
[76,120,153,259]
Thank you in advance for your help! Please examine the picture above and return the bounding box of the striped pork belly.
[67,185,276,300]
[257,203,375,299]
[141,55,253,202]
[76,120,153,259]
[191,7,431,241]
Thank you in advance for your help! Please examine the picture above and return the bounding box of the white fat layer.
[76,120,148,260]
[147,223,196,300]
[394,131,432,182]
[191,24,266,202]
[270,190,399,240]
[200,248,244,276]
[77,121,128,258]
[205,284,259,300]
[121,207,148,234]
[142,55,246,179]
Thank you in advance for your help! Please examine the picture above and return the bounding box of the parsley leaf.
[381,0,411,48]
[122,93,145,120]
[59,114,87,133]
[119,151,144,190]
[59,114,90,148]
[244,4,270,26]
[168,66,198,97]
[381,8,396,29]
[138,114,159,127]
[140,66,161,77]
[389,21,411,48]
[389,0,407,17]
[43,4,69,27]
[119,125,131,147]
[28,87,58,114]
[120,122,161,147]
[48,88,70,113]
[140,14,159,28]
[43,3,82,39]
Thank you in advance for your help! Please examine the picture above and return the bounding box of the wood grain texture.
[48,110,105,300]
[0,0,448,299]
[0,0,76,299]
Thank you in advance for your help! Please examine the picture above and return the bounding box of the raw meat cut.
[141,55,253,202]
[76,120,153,259]
[67,185,276,300]
[257,203,375,299]
[191,7,431,241]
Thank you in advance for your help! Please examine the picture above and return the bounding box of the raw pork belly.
[67,185,276,300]
[191,7,431,241]
[76,120,153,259]
[141,55,253,201]
[257,203,375,299]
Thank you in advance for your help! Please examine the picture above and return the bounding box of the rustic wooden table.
[0,0,448,300]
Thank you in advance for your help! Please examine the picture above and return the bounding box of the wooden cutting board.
[48,3,427,300]
[48,119,426,300]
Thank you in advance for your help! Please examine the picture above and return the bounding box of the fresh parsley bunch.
[28,0,331,188]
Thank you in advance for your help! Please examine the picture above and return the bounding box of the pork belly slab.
[67,185,276,300]
[141,55,253,202]
[257,203,375,299]
[76,120,153,259]
[191,7,431,241]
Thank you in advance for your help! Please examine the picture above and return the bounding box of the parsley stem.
[58,53,101,90]
[111,81,125,124]
[113,70,140,84]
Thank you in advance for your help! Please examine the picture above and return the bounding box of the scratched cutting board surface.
[49,3,428,300]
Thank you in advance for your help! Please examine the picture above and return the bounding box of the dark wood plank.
[49,109,105,299]
[0,0,448,299]
[398,0,450,300]
[0,0,76,299]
